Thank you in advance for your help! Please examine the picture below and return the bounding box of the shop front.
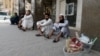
[56,0,83,31]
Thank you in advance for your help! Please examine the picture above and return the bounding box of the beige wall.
[56,0,60,21]
[13,0,19,14]
[25,0,31,10]
[76,0,83,31]
[59,0,66,15]
[3,0,14,14]
[56,0,66,21]
[81,0,100,51]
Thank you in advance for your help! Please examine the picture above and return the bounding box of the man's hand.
[37,24,41,29]
[55,20,59,24]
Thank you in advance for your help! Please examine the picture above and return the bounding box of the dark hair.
[14,12,18,16]
[26,10,31,14]
[60,15,64,23]
[61,15,64,19]
[45,13,50,16]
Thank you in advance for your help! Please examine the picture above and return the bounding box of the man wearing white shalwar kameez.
[36,14,53,36]
[22,14,33,28]
[21,10,33,31]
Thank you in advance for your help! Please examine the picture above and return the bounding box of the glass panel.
[67,3,74,16]
[0,12,7,15]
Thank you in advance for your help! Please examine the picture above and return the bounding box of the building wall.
[56,0,66,22]
[34,0,44,29]
[25,0,31,10]
[59,0,66,15]
[76,0,83,31]
[2,0,14,14]
[10,0,14,14]
[13,0,19,14]
[0,0,3,11]
[51,0,56,22]
[19,0,25,17]
[31,0,35,14]
[81,0,100,51]
[56,0,60,21]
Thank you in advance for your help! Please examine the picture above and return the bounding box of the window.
[0,12,7,15]
[67,3,74,16]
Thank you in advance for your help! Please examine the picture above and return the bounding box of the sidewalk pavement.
[0,23,100,56]
[0,19,10,24]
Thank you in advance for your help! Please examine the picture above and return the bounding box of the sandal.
[22,29,26,32]
[36,34,43,36]
[53,39,60,43]
[44,34,50,39]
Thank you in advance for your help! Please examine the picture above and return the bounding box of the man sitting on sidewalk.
[36,13,53,36]
[10,13,19,25]
[46,14,70,43]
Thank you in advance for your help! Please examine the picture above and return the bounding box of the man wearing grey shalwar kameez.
[46,14,70,43]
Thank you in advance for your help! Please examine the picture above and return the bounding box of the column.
[76,0,83,31]
[56,0,60,21]
[31,0,35,14]
[33,0,44,29]
[19,0,25,18]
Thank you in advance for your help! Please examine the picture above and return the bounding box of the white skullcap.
[59,14,64,16]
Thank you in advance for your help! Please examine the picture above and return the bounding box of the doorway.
[66,0,77,27]
[42,0,56,22]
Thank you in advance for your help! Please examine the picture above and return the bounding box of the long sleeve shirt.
[58,20,68,27]
[54,20,68,28]
[22,14,33,21]
[39,18,52,27]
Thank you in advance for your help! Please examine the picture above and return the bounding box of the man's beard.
[45,18,49,20]
[60,19,64,23]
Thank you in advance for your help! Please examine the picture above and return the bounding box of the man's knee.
[36,22,40,26]
[58,32,63,36]
[61,27,65,32]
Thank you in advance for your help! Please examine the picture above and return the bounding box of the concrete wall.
[81,0,100,51]
[13,0,19,14]
[34,0,44,29]
[56,0,60,21]
[2,0,14,14]
[19,0,25,17]
[76,0,83,31]
[59,0,66,15]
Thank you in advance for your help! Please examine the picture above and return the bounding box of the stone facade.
[17,0,100,51]
[34,0,56,29]
[81,0,100,51]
